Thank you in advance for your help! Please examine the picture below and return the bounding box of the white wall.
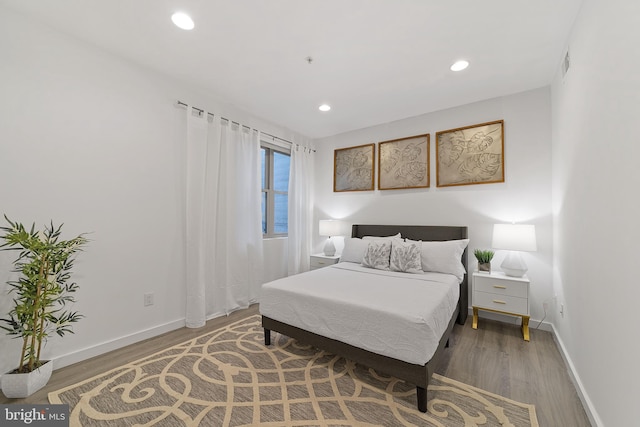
[0,7,294,375]
[313,88,554,324]
[551,0,640,425]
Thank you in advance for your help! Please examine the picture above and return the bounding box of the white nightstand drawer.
[472,271,531,341]
[310,254,340,270]
[474,276,528,298]
[473,291,529,315]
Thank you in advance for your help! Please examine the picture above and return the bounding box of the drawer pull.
[493,285,507,289]
[318,261,326,265]
[492,300,507,304]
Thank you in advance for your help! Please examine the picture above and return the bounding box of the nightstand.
[310,253,340,270]
[472,271,531,341]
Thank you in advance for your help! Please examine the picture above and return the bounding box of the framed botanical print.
[378,134,430,190]
[436,120,504,187]
[333,143,375,192]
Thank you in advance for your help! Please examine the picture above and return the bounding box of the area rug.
[49,315,539,426]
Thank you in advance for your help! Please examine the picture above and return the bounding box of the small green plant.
[0,215,88,373]
[474,249,495,264]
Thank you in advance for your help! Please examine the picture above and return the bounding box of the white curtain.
[185,107,264,327]
[287,144,314,275]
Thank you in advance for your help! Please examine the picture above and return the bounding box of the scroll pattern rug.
[49,315,539,426]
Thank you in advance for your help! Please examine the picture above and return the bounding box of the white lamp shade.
[319,220,345,237]
[492,224,537,252]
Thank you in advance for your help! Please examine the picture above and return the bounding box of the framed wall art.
[378,134,430,190]
[334,143,375,192]
[436,120,504,187]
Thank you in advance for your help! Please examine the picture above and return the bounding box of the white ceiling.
[2,0,582,139]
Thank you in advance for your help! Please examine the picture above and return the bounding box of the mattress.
[259,262,460,365]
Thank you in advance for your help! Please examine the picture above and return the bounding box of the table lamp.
[492,224,537,277]
[319,220,344,256]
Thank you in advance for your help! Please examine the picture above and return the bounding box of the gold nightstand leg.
[522,316,530,341]
[472,307,479,329]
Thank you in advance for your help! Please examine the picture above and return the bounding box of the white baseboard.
[51,318,186,370]
[50,306,253,371]
[466,307,601,426]
[550,324,602,427]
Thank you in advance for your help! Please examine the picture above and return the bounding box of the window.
[261,143,290,237]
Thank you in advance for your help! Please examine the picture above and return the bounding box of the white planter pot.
[1,360,53,398]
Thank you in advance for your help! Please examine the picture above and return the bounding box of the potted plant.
[0,216,87,398]
[474,249,494,273]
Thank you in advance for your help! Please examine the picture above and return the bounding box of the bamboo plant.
[0,216,88,373]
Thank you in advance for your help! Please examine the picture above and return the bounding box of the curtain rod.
[176,100,314,152]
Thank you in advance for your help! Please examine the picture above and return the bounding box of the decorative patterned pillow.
[361,240,392,270]
[390,240,423,273]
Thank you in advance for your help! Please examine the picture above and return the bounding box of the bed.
[260,224,468,412]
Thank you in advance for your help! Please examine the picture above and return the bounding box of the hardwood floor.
[0,306,261,406]
[1,305,591,426]
[435,316,592,427]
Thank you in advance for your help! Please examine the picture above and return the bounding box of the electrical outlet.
[543,301,549,312]
[144,293,154,307]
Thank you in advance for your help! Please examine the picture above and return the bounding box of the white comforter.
[259,262,459,365]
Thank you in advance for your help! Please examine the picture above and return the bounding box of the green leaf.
[0,215,88,371]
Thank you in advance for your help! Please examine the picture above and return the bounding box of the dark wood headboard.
[351,224,468,325]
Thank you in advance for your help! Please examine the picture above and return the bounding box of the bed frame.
[262,224,468,412]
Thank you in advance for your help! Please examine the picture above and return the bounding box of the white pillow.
[361,240,392,270]
[408,238,469,281]
[390,240,423,273]
[340,238,369,263]
[362,233,402,241]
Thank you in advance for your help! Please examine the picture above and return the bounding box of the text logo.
[1,405,69,426]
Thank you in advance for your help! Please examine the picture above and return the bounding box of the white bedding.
[259,262,460,365]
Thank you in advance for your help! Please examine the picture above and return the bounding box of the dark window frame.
[261,142,290,238]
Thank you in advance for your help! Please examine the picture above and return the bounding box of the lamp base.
[323,238,336,256]
[501,251,528,277]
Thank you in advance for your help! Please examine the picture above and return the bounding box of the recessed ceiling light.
[171,12,194,30]
[319,104,331,112]
[450,60,469,71]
